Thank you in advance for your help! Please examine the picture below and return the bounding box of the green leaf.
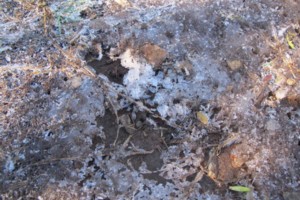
[229,186,251,193]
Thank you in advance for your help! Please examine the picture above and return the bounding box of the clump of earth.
[0,0,300,199]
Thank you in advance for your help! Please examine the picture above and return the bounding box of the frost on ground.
[1,0,300,199]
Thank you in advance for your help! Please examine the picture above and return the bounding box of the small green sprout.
[229,185,251,193]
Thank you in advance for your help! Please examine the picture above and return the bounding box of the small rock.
[70,77,82,89]
[226,60,243,71]
[286,78,296,86]
[140,44,168,68]
[275,87,289,100]
[5,54,11,62]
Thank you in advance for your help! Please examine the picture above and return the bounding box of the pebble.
[5,54,11,62]
[286,78,296,86]
[226,60,242,71]
[70,77,82,89]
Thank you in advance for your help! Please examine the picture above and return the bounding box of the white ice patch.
[120,49,159,99]
[157,104,169,118]
[119,49,230,122]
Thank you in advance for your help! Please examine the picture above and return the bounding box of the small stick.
[129,142,154,155]
[106,95,121,146]
[255,74,272,108]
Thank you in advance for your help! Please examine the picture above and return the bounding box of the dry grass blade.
[25,156,82,168]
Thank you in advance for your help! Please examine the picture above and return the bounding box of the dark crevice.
[87,54,128,84]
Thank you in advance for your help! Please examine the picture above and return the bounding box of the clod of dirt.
[207,144,248,183]
[140,43,168,68]
[230,143,251,168]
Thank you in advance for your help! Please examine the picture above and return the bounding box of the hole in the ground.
[87,54,128,84]
[94,165,100,171]
[80,10,88,18]
[88,158,95,167]
[47,131,53,137]
[154,69,160,76]
[287,112,292,120]
[267,91,275,98]
[210,107,221,119]
[91,135,102,150]
[173,98,180,104]
[165,31,174,39]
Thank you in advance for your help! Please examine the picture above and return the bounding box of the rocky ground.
[0,0,300,199]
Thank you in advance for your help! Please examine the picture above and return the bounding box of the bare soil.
[0,0,300,199]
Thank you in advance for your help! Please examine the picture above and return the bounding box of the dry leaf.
[197,111,209,125]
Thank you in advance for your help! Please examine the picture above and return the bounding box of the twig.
[123,135,133,148]
[254,75,272,108]
[106,94,122,146]
[160,129,169,149]
[25,156,82,168]
[129,142,154,155]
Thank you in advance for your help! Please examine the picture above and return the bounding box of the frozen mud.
[0,0,300,199]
